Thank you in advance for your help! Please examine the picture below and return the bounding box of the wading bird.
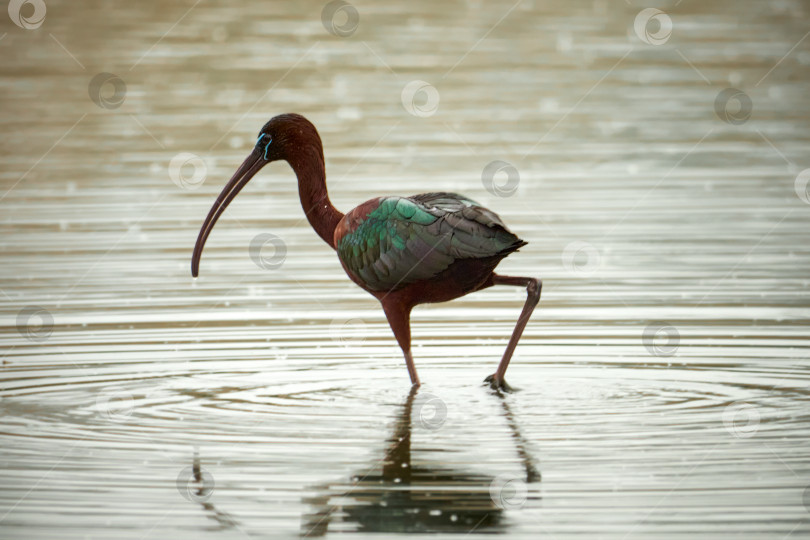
[192,114,541,390]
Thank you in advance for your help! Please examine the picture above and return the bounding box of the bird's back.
[335,192,526,292]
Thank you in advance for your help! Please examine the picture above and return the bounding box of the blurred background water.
[1,0,809,538]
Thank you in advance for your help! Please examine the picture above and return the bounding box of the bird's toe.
[484,374,515,393]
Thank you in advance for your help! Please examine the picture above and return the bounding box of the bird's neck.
[287,147,343,249]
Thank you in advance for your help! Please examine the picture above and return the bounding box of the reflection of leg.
[191,449,239,529]
[383,385,418,483]
[494,393,541,483]
[300,496,332,538]
[485,274,542,390]
[301,389,421,537]
[382,300,420,386]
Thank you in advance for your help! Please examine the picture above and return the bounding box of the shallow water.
[1,0,810,538]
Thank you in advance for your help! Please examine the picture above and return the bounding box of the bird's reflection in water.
[186,449,239,530]
[301,386,540,536]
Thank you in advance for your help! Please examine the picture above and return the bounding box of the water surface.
[1,0,810,538]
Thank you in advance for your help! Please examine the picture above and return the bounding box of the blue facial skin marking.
[256,134,273,161]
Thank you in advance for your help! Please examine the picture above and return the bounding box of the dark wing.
[337,193,526,292]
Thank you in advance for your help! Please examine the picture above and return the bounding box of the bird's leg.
[403,349,420,387]
[484,274,542,391]
[381,300,420,386]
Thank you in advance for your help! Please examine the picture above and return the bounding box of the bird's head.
[253,113,321,163]
[191,113,321,277]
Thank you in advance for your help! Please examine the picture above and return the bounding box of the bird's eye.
[256,133,273,160]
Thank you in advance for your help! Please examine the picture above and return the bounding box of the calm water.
[2,0,810,538]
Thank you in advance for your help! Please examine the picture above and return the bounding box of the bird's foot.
[484,374,515,393]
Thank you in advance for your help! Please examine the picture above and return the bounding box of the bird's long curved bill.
[191,150,265,277]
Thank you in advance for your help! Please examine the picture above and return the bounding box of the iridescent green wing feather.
[337,193,525,291]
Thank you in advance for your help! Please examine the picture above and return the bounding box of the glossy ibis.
[192,114,541,390]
